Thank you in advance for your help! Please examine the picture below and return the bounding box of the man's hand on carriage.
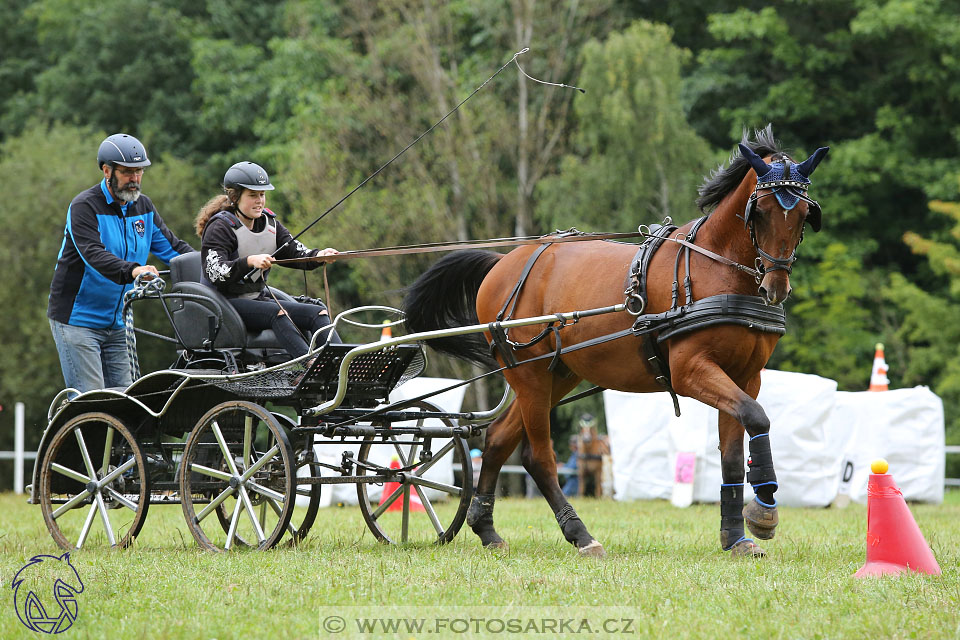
[247,254,276,270]
[131,265,159,280]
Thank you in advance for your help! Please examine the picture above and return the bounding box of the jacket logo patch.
[134,220,145,237]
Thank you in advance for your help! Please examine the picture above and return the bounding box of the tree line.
[1,0,959,483]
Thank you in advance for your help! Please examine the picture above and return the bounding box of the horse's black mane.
[696,124,791,212]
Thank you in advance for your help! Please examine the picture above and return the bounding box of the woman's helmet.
[223,161,275,191]
[97,133,151,169]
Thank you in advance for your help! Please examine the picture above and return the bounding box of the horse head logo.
[11,553,84,634]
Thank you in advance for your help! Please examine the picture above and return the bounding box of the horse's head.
[738,143,829,305]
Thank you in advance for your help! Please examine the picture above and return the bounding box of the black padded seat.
[167,252,292,353]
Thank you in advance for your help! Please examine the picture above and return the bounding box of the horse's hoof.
[729,539,765,558]
[743,498,778,540]
[484,540,509,552]
[577,539,606,558]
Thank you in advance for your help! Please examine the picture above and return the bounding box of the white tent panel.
[606,370,847,507]
[829,387,944,504]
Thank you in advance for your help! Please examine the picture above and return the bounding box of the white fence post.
[14,402,25,494]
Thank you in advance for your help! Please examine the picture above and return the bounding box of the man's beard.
[110,174,141,203]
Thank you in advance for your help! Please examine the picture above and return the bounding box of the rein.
[660,233,763,282]
[271,230,647,265]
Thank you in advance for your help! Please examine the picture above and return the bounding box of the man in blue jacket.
[47,133,195,393]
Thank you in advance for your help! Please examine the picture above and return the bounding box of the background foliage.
[2,0,959,483]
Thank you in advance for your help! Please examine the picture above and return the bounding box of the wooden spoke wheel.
[179,401,294,551]
[356,401,472,544]
[39,412,150,550]
[209,413,321,548]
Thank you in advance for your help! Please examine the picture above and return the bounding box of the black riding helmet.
[97,133,151,169]
[223,161,275,191]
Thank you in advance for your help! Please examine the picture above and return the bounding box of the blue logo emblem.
[11,553,84,634]
[133,219,145,237]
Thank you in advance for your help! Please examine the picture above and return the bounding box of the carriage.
[30,129,829,558]
[27,251,534,551]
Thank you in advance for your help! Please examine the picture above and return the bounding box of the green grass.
[1,491,958,639]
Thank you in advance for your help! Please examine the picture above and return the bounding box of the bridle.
[741,157,823,278]
[744,191,805,276]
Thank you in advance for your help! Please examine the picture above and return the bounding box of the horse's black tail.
[403,249,502,367]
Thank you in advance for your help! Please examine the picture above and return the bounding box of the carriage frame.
[29,267,609,552]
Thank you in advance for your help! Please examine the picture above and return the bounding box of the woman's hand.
[247,254,275,270]
[315,247,339,263]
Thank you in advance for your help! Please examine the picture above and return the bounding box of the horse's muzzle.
[758,278,791,306]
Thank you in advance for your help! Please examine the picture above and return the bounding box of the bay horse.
[404,128,828,557]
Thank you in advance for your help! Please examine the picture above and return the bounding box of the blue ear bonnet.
[756,162,810,210]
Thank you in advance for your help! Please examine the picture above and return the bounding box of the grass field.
[1,490,958,639]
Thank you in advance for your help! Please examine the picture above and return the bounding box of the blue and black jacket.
[47,179,195,329]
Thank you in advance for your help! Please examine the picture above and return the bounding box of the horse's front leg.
[674,365,778,557]
[718,411,765,558]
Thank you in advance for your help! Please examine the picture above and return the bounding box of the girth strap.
[642,337,681,416]
[624,222,682,412]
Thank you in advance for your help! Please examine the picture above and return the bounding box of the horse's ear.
[59,552,71,563]
[739,143,771,178]
[796,146,830,178]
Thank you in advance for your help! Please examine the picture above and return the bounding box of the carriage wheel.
[39,413,150,550]
[210,413,321,548]
[356,401,472,544]
[179,401,295,551]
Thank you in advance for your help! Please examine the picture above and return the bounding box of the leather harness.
[489,221,787,416]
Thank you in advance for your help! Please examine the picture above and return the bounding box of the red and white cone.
[854,460,940,577]
[379,457,425,512]
[868,342,889,391]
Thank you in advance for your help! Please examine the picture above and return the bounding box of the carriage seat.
[167,252,293,354]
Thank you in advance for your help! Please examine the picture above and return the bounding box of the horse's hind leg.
[467,402,523,549]
[519,434,604,557]
[517,378,605,558]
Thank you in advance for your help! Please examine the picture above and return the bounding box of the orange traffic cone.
[380,320,392,342]
[854,460,941,577]
[868,342,889,391]
[379,457,425,512]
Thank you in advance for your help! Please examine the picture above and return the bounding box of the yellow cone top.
[871,458,889,474]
